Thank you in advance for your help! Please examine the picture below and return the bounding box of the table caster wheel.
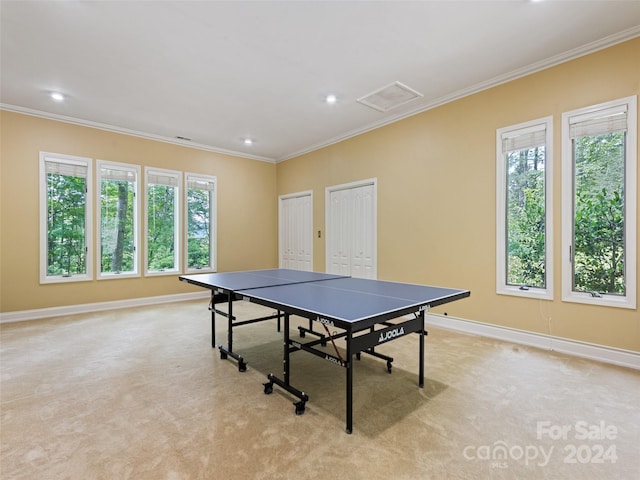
[263,382,273,394]
[386,361,392,374]
[294,400,306,415]
[238,360,247,372]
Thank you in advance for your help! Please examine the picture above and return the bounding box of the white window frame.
[184,172,217,273]
[39,152,93,284]
[561,96,637,309]
[96,160,141,279]
[496,117,554,300]
[144,167,182,276]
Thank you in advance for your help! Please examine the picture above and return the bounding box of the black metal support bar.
[230,313,282,327]
[351,315,423,353]
[218,345,246,372]
[263,313,310,415]
[283,312,290,384]
[227,295,234,354]
[211,308,236,320]
[361,349,393,363]
[209,290,282,371]
[298,325,326,344]
[296,330,347,349]
[264,373,309,415]
[298,316,323,338]
[290,339,348,367]
[209,292,216,348]
[381,320,428,336]
[360,348,394,373]
[419,310,425,388]
[215,294,247,372]
[346,329,353,434]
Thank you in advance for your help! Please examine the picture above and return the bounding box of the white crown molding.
[2,27,638,164]
[278,26,640,162]
[0,103,277,164]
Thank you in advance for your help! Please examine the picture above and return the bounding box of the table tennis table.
[179,269,470,433]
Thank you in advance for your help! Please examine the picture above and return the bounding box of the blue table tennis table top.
[180,268,470,326]
[180,268,344,292]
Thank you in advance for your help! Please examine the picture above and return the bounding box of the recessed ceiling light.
[50,92,65,102]
[326,94,337,104]
[244,138,253,146]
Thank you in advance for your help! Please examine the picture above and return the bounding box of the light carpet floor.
[1,299,639,479]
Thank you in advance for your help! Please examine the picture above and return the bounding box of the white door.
[326,179,377,279]
[279,191,313,271]
[328,188,351,275]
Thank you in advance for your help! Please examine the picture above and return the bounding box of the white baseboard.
[0,291,210,324]
[424,313,640,370]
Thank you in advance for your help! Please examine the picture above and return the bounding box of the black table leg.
[346,329,353,434]
[419,310,425,388]
[264,312,308,415]
[218,294,246,371]
[227,296,233,353]
[283,312,290,384]
[210,292,216,348]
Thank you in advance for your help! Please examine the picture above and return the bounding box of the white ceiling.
[2,1,639,162]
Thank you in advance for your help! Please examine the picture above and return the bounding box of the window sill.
[497,285,553,301]
[40,274,92,285]
[562,292,636,310]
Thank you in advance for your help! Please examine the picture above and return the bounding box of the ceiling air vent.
[357,81,423,112]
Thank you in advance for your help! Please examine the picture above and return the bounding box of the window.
[185,173,216,272]
[97,161,140,278]
[39,152,93,283]
[496,117,553,299]
[562,96,637,308]
[145,168,181,275]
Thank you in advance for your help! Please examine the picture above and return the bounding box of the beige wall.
[277,38,640,352]
[0,112,278,311]
[1,39,638,352]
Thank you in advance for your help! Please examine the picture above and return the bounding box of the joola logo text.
[378,327,405,343]
[325,355,344,366]
[317,317,334,327]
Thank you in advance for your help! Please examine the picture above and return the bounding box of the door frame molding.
[325,178,377,277]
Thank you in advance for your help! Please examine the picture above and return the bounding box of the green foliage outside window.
[573,132,625,295]
[187,188,211,269]
[147,184,176,270]
[47,174,87,275]
[506,146,546,288]
[101,180,135,273]
[506,131,626,296]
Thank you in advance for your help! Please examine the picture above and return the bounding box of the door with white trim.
[279,191,313,271]
[326,179,377,279]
